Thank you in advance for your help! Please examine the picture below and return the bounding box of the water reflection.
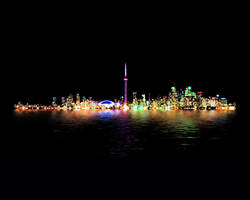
[13,110,237,158]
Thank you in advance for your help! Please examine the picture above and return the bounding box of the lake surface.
[3,110,244,160]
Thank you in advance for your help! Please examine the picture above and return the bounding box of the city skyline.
[14,63,236,111]
[6,6,243,111]
[5,7,245,162]
[10,57,240,106]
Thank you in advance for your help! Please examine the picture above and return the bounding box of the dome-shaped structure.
[98,100,115,107]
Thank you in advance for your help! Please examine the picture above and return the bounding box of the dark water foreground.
[2,110,244,160]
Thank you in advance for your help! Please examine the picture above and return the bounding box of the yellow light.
[123,104,129,111]
[229,106,236,111]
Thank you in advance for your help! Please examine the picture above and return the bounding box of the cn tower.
[124,63,128,105]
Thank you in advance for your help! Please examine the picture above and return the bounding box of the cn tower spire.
[125,63,127,77]
[124,63,128,105]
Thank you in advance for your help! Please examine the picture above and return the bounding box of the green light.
[132,105,138,111]
[139,105,144,111]
[188,86,192,90]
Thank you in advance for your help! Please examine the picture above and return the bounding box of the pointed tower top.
[125,63,127,77]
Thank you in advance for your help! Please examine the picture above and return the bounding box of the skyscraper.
[52,97,57,107]
[124,63,128,105]
[66,94,74,109]
[76,93,80,105]
[61,97,65,106]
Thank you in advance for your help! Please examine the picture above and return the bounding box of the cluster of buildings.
[14,63,236,111]
[128,86,236,111]
[14,95,121,111]
[14,86,236,111]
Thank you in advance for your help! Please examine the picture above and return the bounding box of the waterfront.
[3,110,243,160]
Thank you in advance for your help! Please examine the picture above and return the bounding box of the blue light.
[221,97,226,100]
[99,100,115,107]
[216,94,219,97]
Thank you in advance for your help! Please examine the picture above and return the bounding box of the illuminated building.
[15,85,236,112]
[99,100,115,109]
[220,97,227,105]
[61,97,65,105]
[75,93,81,110]
[76,93,80,105]
[52,97,57,107]
[132,92,138,106]
[66,94,74,110]
[14,64,236,112]
[169,86,178,110]
[210,97,216,108]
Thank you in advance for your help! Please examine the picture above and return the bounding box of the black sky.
[4,6,245,106]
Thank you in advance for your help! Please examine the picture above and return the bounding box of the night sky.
[5,8,244,107]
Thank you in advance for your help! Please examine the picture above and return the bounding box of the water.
[3,110,243,160]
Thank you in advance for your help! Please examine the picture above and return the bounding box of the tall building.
[132,92,137,105]
[124,63,128,105]
[66,94,74,109]
[169,86,178,109]
[52,97,57,107]
[61,97,65,106]
[76,93,80,105]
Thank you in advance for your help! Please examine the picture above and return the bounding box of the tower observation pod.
[124,63,128,105]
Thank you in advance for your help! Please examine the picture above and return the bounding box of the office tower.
[76,93,80,105]
[66,94,74,109]
[142,94,146,105]
[61,97,65,106]
[132,92,137,105]
[52,97,57,107]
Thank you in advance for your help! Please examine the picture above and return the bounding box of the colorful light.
[138,105,144,111]
[166,105,171,111]
[132,105,138,111]
[123,104,129,111]
[15,66,236,112]
[98,100,115,108]
[229,106,236,110]
[124,63,128,105]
